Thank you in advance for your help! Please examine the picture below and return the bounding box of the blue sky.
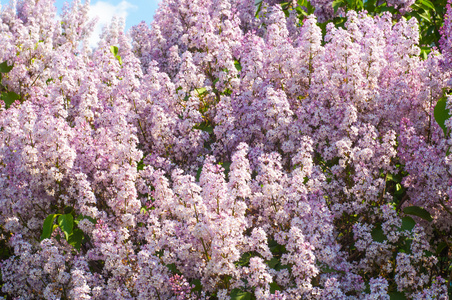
[54,0,161,46]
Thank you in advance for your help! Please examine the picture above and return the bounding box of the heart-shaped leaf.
[40,214,59,240]
[67,228,84,251]
[110,46,119,57]
[403,206,433,222]
[434,94,451,137]
[1,91,20,108]
[399,216,415,232]
[230,289,252,300]
[371,224,387,243]
[0,61,13,73]
[58,214,74,240]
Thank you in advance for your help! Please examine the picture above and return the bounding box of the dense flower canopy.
[0,0,452,299]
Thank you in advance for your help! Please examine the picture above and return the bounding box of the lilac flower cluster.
[0,0,451,299]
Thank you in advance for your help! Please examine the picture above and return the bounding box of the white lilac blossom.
[0,0,452,299]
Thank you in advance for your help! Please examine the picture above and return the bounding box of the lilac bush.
[0,0,451,298]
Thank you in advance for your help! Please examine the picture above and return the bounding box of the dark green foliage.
[371,223,387,243]
[40,214,58,241]
[0,61,13,74]
[40,208,95,251]
[230,289,253,300]
[389,291,408,300]
[434,93,451,137]
[403,206,433,222]
[58,214,74,240]
[0,60,20,109]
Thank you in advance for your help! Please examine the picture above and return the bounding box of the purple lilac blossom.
[0,0,451,299]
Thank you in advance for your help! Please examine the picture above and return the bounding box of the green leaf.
[268,239,286,255]
[193,122,213,134]
[305,0,315,13]
[347,0,363,10]
[420,46,431,60]
[296,5,308,16]
[436,241,448,255]
[110,46,119,57]
[332,17,347,29]
[166,263,182,275]
[234,60,242,72]
[371,224,387,243]
[266,257,280,269]
[137,158,145,171]
[67,228,84,251]
[58,214,74,240]
[74,215,96,225]
[403,206,433,222]
[332,0,344,13]
[0,61,13,73]
[321,265,336,273]
[265,257,289,271]
[223,88,233,96]
[364,0,376,12]
[195,87,207,96]
[421,50,427,60]
[230,289,252,300]
[220,161,231,178]
[389,291,407,300]
[418,0,435,11]
[255,1,263,17]
[386,173,402,183]
[281,2,290,17]
[40,214,59,241]
[236,252,253,267]
[191,279,202,292]
[109,46,122,65]
[418,10,431,22]
[270,282,281,294]
[195,166,203,182]
[398,237,412,254]
[399,216,415,232]
[379,6,396,13]
[394,183,405,196]
[434,94,451,137]
[1,91,20,108]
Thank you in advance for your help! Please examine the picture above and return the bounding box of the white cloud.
[88,0,136,47]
